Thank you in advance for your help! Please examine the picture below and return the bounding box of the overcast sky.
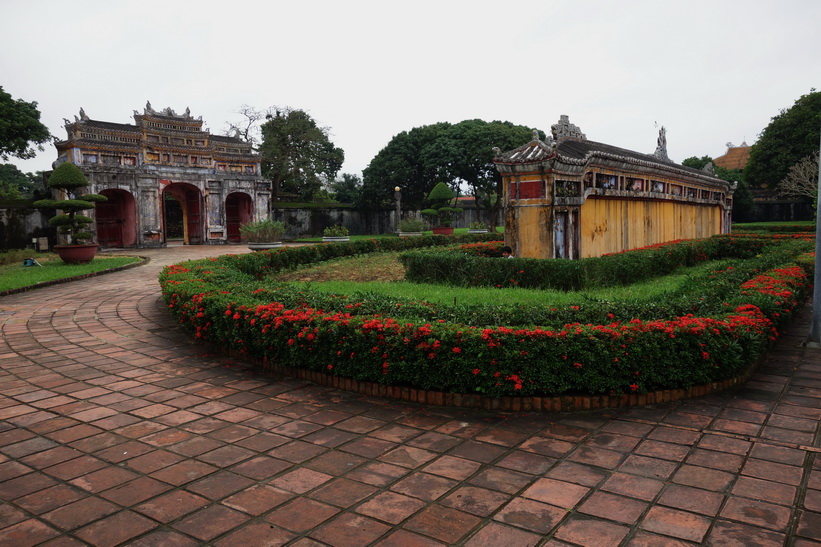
[2,0,819,179]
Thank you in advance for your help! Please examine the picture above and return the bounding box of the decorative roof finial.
[652,126,671,162]
[551,115,586,141]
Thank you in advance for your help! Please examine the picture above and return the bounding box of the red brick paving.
[1,244,821,545]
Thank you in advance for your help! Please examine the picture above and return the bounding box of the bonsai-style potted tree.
[398,215,425,237]
[33,162,107,264]
[322,224,350,243]
[240,218,286,250]
[421,182,461,235]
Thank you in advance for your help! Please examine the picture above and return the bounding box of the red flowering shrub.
[160,234,813,398]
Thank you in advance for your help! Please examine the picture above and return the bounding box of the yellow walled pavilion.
[494,116,734,259]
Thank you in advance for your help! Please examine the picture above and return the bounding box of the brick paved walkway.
[1,244,820,546]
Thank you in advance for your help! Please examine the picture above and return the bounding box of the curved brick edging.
[218,350,762,412]
[0,255,149,297]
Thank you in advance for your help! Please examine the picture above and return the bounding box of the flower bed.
[160,234,813,400]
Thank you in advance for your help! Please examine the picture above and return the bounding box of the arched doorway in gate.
[96,189,137,248]
[225,192,253,242]
[162,183,204,244]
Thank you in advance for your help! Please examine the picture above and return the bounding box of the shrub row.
[160,235,812,398]
[733,224,816,233]
[401,235,773,291]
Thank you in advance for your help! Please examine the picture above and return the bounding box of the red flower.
[452,347,461,353]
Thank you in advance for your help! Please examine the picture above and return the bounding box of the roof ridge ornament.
[652,126,671,163]
[551,115,586,142]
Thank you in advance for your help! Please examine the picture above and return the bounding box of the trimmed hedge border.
[225,347,761,411]
[160,233,813,407]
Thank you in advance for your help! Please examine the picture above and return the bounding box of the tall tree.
[361,123,451,211]
[446,120,538,227]
[259,108,344,201]
[361,120,536,226]
[681,155,714,170]
[329,173,363,205]
[0,87,51,161]
[0,164,45,200]
[681,155,753,220]
[745,89,821,188]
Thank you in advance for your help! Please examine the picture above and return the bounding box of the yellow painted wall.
[579,198,722,258]
[511,205,552,259]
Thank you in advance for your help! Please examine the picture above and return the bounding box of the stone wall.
[0,203,53,251]
[272,204,487,238]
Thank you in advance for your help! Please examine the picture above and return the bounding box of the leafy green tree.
[0,163,24,200]
[361,123,451,211]
[0,87,51,161]
[329,173,363,205]
[259,108,345,201]
[681,155,713,170]
[680,155,752,220]
[362,120,536,227]
[0,163,45,200]
[446,120,537,227]
[745,89,821,188]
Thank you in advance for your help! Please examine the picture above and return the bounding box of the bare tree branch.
[776,150,819,201]
[223,105,267,147]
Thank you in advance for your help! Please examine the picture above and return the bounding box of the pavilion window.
[123,156,136,166]
[555,180,579,197]
[596,174,617,190]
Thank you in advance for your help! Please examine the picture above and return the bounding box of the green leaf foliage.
[745,89,821,188]
[362,120,537,227]
[259,108,344,201]
[0,87,51,161]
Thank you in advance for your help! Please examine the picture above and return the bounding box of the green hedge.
[160,234,812,398]
[732,223,815,233]
[401,236,770,291]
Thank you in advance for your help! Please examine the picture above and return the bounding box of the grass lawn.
[275,251,733,306]
[0,254,143,293]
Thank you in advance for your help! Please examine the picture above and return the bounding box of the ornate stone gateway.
[493,116,735,259]
[53,103,270,247]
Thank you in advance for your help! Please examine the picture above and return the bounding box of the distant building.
[493,116,734,259]
[53,103,270,247]
[715,141,812,222]
[713,141,750,171]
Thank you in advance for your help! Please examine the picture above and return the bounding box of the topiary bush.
[33,162,107,244]
[421,182,462,227]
